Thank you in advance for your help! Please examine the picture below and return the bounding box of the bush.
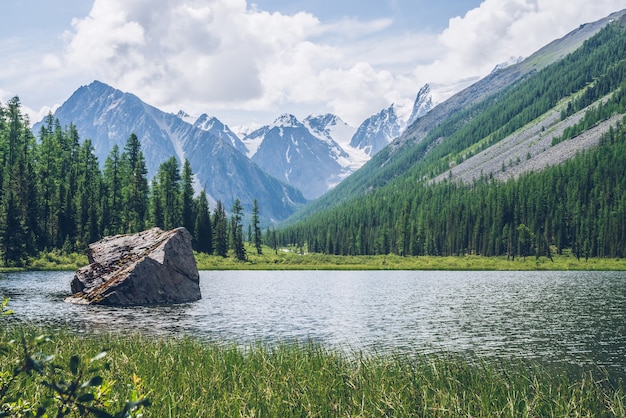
[0,298,149,417]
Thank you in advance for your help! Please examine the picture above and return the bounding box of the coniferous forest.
[0,101,256,267]
[276,117,626,259]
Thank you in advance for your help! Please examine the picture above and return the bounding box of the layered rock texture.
[66,227,201,306]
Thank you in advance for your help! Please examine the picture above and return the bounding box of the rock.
[66,227,201,306]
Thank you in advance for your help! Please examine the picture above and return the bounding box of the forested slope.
[276,19,626,259]
[284,10,626,225]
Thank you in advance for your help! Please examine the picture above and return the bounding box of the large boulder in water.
[66,227,201,306]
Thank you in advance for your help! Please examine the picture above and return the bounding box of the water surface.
[1,270,624,379]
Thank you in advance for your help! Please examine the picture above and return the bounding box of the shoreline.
[3,251,626,273]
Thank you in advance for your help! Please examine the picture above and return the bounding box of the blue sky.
[251,1,481,31]
[1,0,624,128]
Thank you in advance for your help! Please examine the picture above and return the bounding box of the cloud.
[414,0,625,99]
[58,0,433,125]
[49,0,626,126]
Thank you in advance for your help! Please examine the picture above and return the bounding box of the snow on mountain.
[175,110,196,125]
[192,113,249,156]
[407,84,434,127]
[34,81,306,221]
[241,126,269,158]
[350,105,402,156]
[303,114,355,147]
[350,84,435,157]
[303,114,368,174]
[246,114,349,200]
[491,56,525,73]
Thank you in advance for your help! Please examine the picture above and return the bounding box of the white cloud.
[414,0,625,99]
[15,0,625,127]
[57,0,435,125]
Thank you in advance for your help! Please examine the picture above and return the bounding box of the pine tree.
[35,114,62,249]
[102,144,122,235]
[193,190,213,254]
[149,176,164,229]
[212,200,228,257]
[230,199,246,261]
[120,133,149,233]
[251,199,262,255]
[154,156,181,230]
[181,159,195,233]
[75,139,102,248]
[0,97,37,265]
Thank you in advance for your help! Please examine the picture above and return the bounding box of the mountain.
[349,84,434,157]
[287,9,626,223]
[349,105,402,156]
[406,84,434,126]
[277,9,626,258]
[190,113,249,156]
[302,114,366,173]
[244,114,349,200]
[33,81,306,221]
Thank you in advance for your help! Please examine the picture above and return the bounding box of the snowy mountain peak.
[349,84,435,157]
[175,110,195,124]
[491,56,525,73]
[407,84,434,126]
[304,113,341,130]
[191,113,247,155]
[272,113,302,129]
[349,105,402,156]
[193,113,221,131]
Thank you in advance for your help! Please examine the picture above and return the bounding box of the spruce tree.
[252,199,262,255]
[155,156,181,230]
[181,159,195,233]
[230,199,246,261]
[102,145,122,234]
[193,190,213,254]
[212,200,228,257]
[120,133,149,233]
[0,97,37,265]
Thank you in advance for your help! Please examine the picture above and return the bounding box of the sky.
[1,0,624,129]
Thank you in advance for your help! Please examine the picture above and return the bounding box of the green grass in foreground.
[1,327,624,417]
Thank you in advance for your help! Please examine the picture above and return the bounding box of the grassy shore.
[3,246,626,272]
[195,247,626,271]
[1,327,624,417]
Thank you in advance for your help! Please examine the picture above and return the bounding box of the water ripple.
[1,270,625,379]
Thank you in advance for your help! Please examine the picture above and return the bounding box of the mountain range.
[276,9,626,259]
[34,78,434,220]
[32,8,626,228]
[32,81,307,222]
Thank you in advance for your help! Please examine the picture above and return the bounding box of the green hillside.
[284,11,626,225]
[276,19,626,259]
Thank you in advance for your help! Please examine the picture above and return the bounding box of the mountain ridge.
[33,81,307,221]
[283,8,626,224]
[274,10,626,259]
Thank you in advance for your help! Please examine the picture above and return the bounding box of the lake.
[1,270,625,380]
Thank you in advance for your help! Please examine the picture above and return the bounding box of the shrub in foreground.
[0,299,149,417]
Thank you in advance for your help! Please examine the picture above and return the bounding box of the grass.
[3,246,626,272]
[0,326,624,417]
[194,245,626,271]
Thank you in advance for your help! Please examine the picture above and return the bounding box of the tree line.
[0,100,260,266]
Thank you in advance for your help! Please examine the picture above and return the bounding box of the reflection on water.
[1,270,625,379]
